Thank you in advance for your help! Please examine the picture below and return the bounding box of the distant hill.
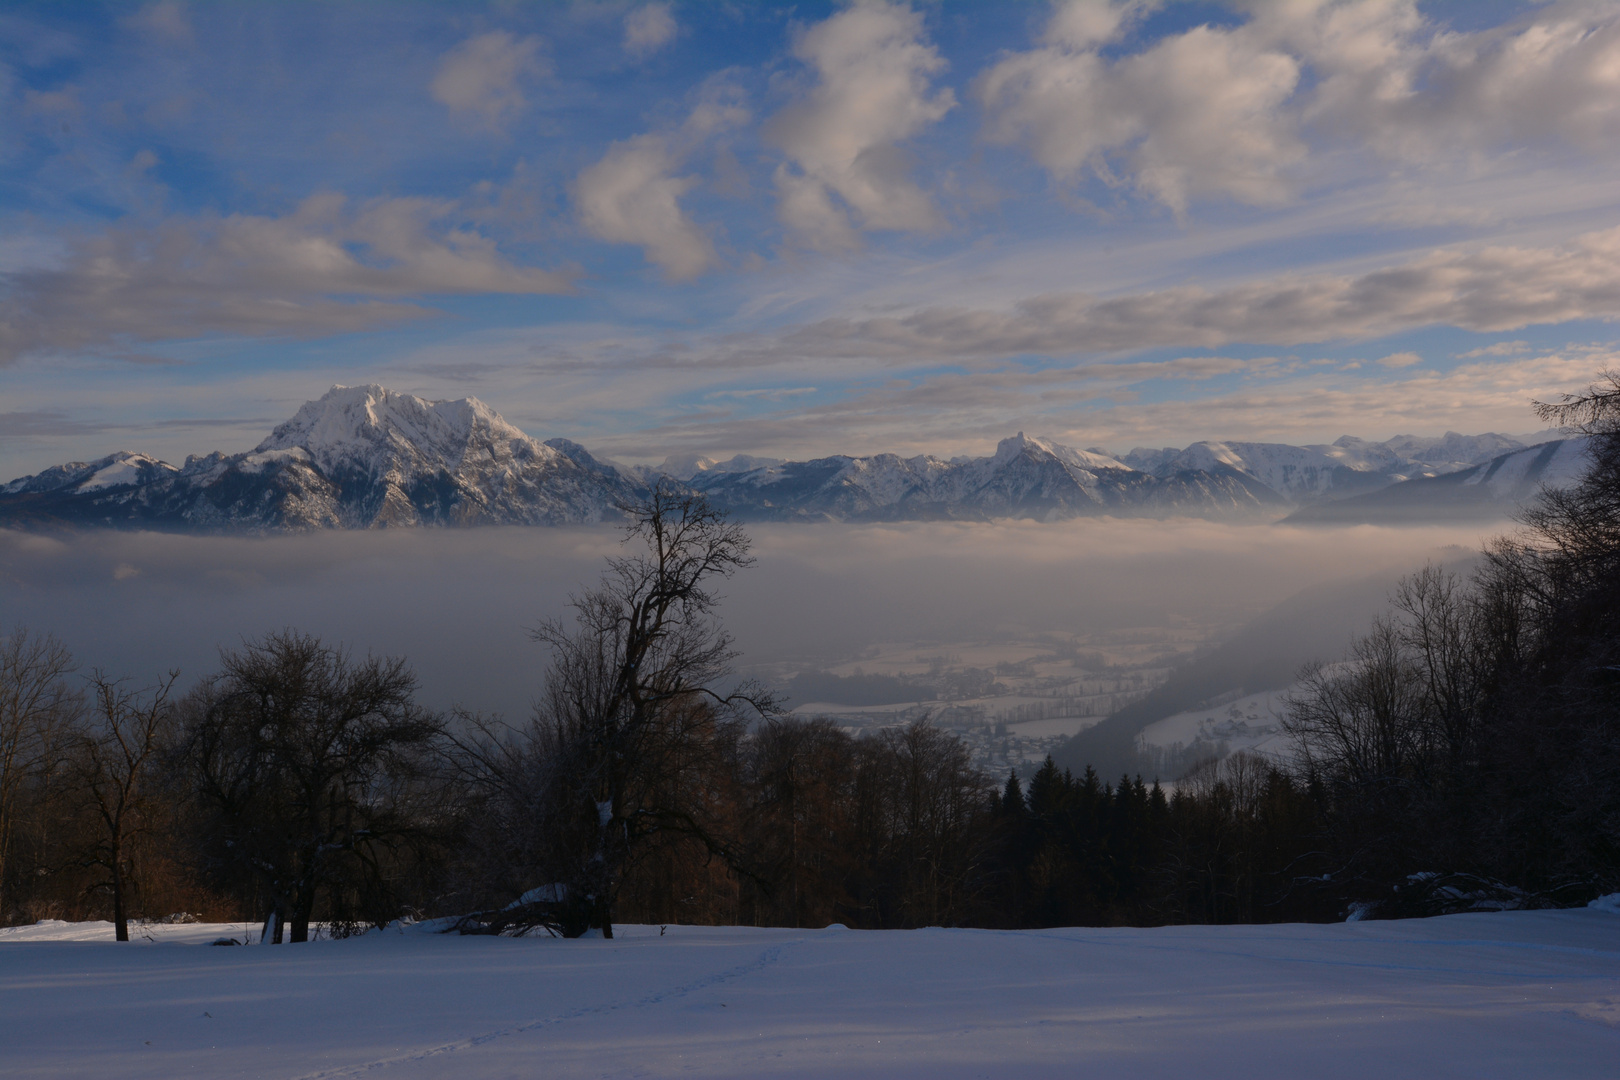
[1051,566,1465,782]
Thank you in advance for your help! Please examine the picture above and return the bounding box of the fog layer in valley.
[0,519,1511,721]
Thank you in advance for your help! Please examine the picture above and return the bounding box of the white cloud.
[978,1,1620,216]
[0,194,574,365]
[978,1,1304,214]
[575,136,712,281]
[1456,340,1530,359]
[431,32,548,131]
[423,227,1620,390]
[767,0,955,249]
[124,2,193,45]
[1265,0,1620,162]
[573,81,748,281]
[1376,351,1422,368]
[624,4,678,58]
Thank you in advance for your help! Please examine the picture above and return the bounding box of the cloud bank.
[772,227,1620,363]
[0,194,574,365]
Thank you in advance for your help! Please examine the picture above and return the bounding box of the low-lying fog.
[0,519,1512,720]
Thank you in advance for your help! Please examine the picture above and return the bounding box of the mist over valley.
[1,516,1499,769]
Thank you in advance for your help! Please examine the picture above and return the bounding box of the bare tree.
[79,670,179,941]
[184,631,440,943]
[1284,617,1427,791]
[745,716,857,927]
[454,486,775,938]
[849,719,993,928]
[0,627,79,921]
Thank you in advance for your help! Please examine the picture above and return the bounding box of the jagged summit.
[257,385,552,479]
[993,432,1128,473]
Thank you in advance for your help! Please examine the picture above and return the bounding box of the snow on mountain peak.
[1157,441,1353,501]
[991,433,1128,473]
[991,432,1035,467]
[257,384,549,478]
[655,452,787,481]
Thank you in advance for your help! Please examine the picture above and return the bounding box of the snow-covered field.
[4,910,1619,1078]
[1138,687,1300,762]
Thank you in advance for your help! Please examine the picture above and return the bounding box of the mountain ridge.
[0,385,1579,532]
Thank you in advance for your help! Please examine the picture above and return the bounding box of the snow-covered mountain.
[1284,438,1590,524]
[0,386,1577,532]
[684,433,1284,522]
[1126,441,1372,503]
[1123,431,1532,505]
[649,452,787,482]
[0,385,642,531]
[3,451,180,497]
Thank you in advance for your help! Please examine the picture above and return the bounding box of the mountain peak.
[256,384,542,477]
[993,432,1128,473]
[992,432,1035,467]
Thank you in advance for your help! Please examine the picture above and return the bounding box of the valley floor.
[3,910,1618,1079]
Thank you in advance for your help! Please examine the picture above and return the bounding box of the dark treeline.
[1273,374,1620,916]
[0,488,1324,939]
[2,376,1617,939]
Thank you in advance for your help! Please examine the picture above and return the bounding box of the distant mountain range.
[0,385,1588,532]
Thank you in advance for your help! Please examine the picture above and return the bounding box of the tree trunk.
[261,903,282,945]
[112,851,128,942]
[290,884,316,943]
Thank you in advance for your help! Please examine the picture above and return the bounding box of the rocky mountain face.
[0,385,643,531]
[0,386,1573,532]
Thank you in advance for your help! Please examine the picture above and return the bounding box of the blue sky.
[2,0,1618,478]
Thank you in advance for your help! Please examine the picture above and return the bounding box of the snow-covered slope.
[1126,433,1529,505]
[4,913,1619,1078]
[1165,441,1364,502]
[257,384,553,481]
[0,386,643,531]
[1,451,179,496]
[688,432,1283,522]
[1379,431,1530,473]
[1126,430,1538,508]
[1285,438,1590,524]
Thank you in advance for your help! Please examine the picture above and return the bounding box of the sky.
[2,0,1620,480]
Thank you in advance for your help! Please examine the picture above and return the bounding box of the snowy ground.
[4,910,1619,1079]
[1138,687,1301,765]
